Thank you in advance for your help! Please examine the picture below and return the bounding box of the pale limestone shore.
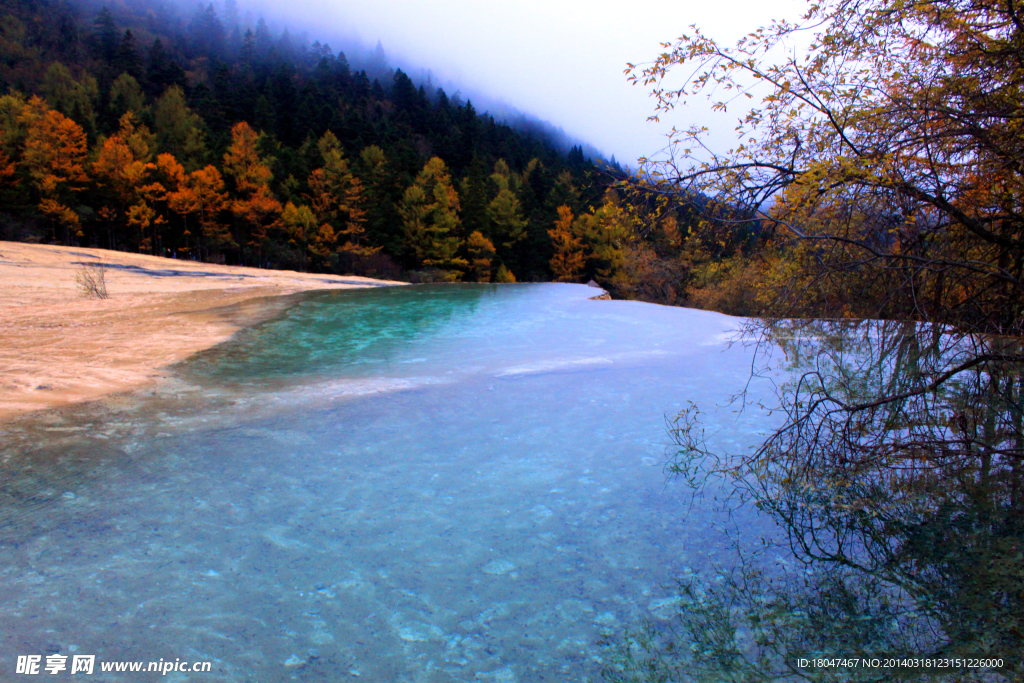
[0,241,403,421]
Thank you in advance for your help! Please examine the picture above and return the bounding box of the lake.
[4,284,1016,682]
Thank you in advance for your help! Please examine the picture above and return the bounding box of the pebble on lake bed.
[481,559,516,575]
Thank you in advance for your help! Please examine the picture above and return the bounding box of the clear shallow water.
[0,284,779,682]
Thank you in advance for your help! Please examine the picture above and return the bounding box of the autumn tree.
[494,263,516,283]
[185,166,232,258]
[281,202,323,270]
[307,131,376,267]
[466,230,496,282]
[19,96,88,243]
[93,112,165,252]
[156,153,230,258]
[548,205,585,282]
[619,4,1024,677]
[223,121,281,266]
[400,156,466,280]
[565,190,634,287]
[627,0,1024,334]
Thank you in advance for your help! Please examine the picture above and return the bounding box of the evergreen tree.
[146,39,186,98]
[0,0,606,274]
[92,8,118,65]
[116,30,141,80]
[190,4,225,59]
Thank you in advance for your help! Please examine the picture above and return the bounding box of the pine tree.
[92,8,118,65]
[146,39,186,98]
[359,145,402,254]
[116,30,142,80]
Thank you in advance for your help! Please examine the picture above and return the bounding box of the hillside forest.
[0,0,689,287]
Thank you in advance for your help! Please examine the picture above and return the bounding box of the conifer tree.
[108,73,145,123]
[281,202,322,270]
[41,63,99,138]
[308,131,375,263]
[92,8,119,65]
[548,205,585,282]
[93,112,163,251]
[19,96,89,243]
[359,145,402,254]
[486,159,526,249]
[494,263,516,283]
[153,86,207,171]
[223,121,281,265]
[400,156,466,280]
[466,231,496,282]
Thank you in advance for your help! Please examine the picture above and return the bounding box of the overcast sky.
[254,0,808,166]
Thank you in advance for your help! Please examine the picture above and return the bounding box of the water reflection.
[606,320,1023,682]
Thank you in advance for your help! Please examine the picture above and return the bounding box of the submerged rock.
[481,559,516,575]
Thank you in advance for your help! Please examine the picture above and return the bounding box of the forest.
[0,0,674,285]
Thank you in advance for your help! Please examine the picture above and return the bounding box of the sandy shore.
[0,241,403,421]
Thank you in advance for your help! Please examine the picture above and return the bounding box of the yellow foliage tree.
[548,205,586,282]
[627,0,1024,331]
[307,131,377,264]
[400,156,466,280]
[466,231,496,282]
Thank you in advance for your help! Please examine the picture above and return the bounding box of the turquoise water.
[0,284,778,682]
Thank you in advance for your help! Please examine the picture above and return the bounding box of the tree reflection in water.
[605,320,1023,682]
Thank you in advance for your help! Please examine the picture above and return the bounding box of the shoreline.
[0,241,403,422]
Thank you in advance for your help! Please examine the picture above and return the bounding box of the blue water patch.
[0,284,780,681]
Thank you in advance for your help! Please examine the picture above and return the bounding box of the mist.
[169,0,807,166]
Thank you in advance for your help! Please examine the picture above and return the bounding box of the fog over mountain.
[144,0,806,166]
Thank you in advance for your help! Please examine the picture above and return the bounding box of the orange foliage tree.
[93,112,165,253]
[466,230,496,282]
[223,121,280,266]
[18,96,88,243]
[158,153,232,259]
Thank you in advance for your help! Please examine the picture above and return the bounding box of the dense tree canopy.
[627,0,1024,334]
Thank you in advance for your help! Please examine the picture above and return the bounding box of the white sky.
[265,0,809,166]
